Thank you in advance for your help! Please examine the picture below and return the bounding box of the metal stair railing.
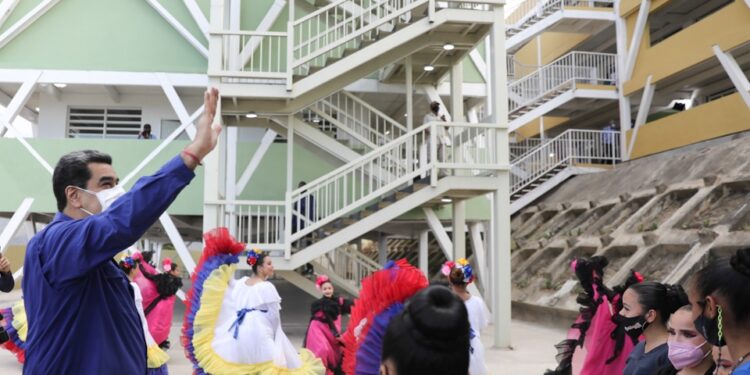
[205,200,287,250]
[508,51,616,113]
[511,129,620,196]
[305,91,408,149]
[315,245,380,288]
[506,0,614,35]
[284,122,503,258]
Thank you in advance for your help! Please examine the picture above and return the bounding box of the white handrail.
[506,0,615,30]
[316,245,379,288]
[285,122,502,255]
[205,200,286,249]
[511,129,620,195]
[305,91,407,149]
[508,51,616,113]
[213,30,288,79]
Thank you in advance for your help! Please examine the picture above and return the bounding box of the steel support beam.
[452,199,466,260]
[713,45,750,110]
[183,0,210,40]
[0,0,60,49]
[0,0,20,30]
[624,0,650,81]
[145,0,209,58]
[0,72,40,137]
[158,213,197,273]
[0,198,34,254]
[423,207,452,260]
[627,75,654,159]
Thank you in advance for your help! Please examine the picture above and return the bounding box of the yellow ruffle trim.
[191,264,325,375]
[147,344,170,369]
[11,300,27,341]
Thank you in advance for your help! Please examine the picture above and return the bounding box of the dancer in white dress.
[182,229,323,375]
[442,259,491,375]
[211,250,301,367]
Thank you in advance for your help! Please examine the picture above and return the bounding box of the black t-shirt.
[623,341,670,375]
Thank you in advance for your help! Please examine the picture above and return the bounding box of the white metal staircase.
[300,90,407,153]
[508,51,617,131]
[510,129,619,214]
[212,0,499,111]
[505,0,615,52]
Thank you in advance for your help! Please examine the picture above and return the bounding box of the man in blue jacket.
[21,88,222,374]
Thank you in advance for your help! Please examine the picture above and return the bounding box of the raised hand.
[183,88,222,168]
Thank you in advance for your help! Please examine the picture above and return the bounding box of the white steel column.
[489,1,511,348]
[406,56,414,172]
[419,230,429,275]
[452,199,466,260]
[286,115,294,193]
[378,235,388,265]
[225,127,239,235]
[451,60,464,121]
[627,75,654,159]
[615,0,632,160]
[204,0,225,232]
[713,45,750,110]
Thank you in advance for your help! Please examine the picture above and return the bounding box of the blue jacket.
[22,155,194,374]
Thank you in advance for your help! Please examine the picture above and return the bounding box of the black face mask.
[694,304,726,347]
[616,314,648,341]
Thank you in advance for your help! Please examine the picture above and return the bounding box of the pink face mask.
[667,341,708,370]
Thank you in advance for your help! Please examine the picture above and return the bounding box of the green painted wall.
[0,138,490,220]
[0,0,207,73]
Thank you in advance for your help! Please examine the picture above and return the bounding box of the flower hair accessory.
[315,275,331,290]
[246,248,263,267]
[441,258,475,284]
[162,258,173,272]
[131,251,143,262]
[121,256,136,270]
[633,271,644,283]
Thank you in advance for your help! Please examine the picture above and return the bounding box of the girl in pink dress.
[303,275,353,375]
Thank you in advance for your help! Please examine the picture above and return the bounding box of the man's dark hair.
[52,150,112,212]
[382,285,470,375]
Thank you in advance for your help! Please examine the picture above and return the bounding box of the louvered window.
[67,107,143,139]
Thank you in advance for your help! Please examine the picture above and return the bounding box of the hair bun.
[730,248,750,278]
[664,283,689,312]
[407,286,469,343]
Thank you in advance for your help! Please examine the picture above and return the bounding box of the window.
[67,107,143,139]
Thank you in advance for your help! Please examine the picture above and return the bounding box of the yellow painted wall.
[624,1,750,95]
[627,93,750,159]
[2,245,25,290]
[513,32,592,80]
[515,116,570,139]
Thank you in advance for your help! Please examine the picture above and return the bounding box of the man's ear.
[65,186,82,208]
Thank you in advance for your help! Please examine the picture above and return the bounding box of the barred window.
[67,107,143,139]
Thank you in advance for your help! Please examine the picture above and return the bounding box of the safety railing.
[510,137,544,160]
[508,51,616,113]
[306,91,408,148]
[315,245,380,288]
[206,200,286,250]
[214,30,289,81]
[285,122,503,257]
[506,0,614,31]
[511,129,620,195]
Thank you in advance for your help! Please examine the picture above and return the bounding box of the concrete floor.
[0,282,564,374]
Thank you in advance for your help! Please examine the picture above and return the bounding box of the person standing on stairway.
[420,101,447,178]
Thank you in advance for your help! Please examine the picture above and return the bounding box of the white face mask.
[73,185,126,215]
